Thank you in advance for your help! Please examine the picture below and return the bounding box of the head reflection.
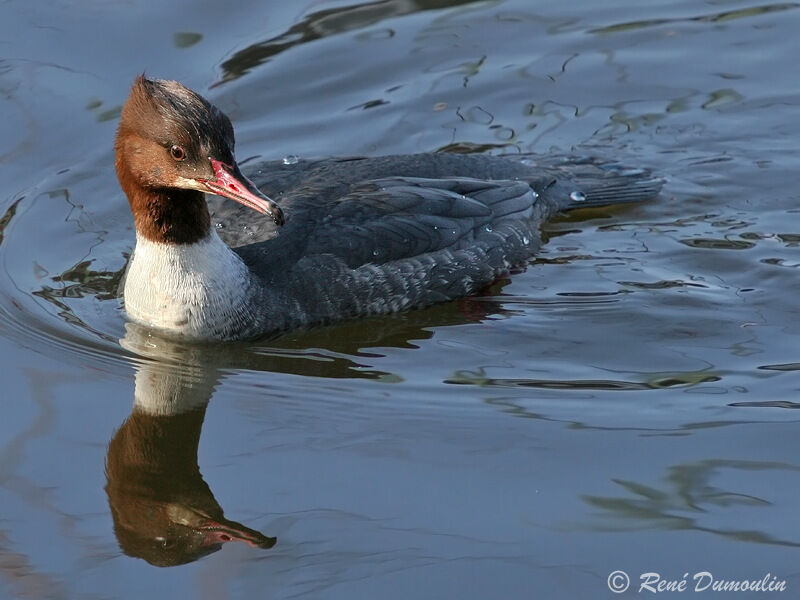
[105,325,275,567]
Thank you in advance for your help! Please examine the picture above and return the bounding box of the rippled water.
[1,0,800,597]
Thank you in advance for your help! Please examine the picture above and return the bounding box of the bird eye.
[170,145,186,161]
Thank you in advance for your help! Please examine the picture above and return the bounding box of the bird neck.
[116,150,212,244]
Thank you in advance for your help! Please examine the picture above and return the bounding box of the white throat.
[123,230,252,338]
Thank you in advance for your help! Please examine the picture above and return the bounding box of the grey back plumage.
[206,153,661,337]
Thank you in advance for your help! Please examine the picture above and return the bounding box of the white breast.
[123,230,252,338]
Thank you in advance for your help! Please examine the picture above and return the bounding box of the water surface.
[1,0,799,598]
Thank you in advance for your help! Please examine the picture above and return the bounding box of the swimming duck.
[116,76,661,341]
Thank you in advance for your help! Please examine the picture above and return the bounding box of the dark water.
[1,0,799,597]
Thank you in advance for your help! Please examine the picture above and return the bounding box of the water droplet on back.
[282,154,300,165]
[569,191,587,203]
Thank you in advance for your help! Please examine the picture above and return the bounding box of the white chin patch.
[173,175,211,193]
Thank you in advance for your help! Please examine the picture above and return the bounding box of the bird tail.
[559,159,663,210]
[571,173,663,209]
[519,156,664,211]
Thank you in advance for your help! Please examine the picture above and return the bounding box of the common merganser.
[116,75,662,341]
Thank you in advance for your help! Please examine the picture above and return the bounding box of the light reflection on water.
[1,0,800,597]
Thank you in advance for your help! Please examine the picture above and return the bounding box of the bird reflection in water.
[104,292,505,566]
[105,325,276,567]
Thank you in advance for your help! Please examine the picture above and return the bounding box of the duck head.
[115,75,284,245]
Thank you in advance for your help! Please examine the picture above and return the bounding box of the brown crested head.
[115,75,284,245]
